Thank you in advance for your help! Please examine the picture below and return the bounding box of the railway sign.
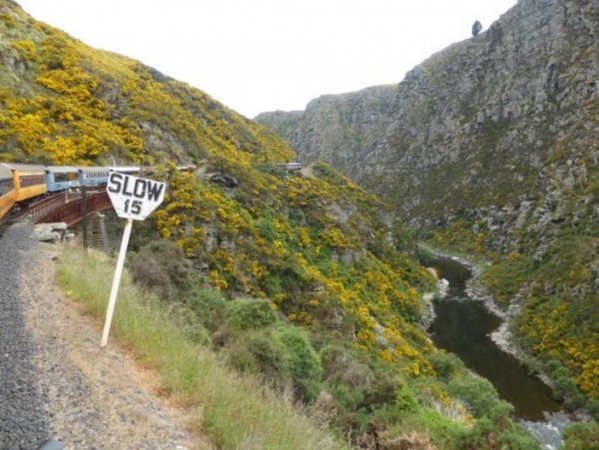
[101,171,167,347]
[106,172,166,220]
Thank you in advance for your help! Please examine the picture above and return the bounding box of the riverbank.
[418,243,524,358]
[418,243,579,449]
[417,243,595,427]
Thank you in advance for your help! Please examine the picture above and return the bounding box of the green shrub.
[320,344,375,389]
[186,285,229,333]
[562,422,599,450]
[394,383,419,413]
[453,415,540,450]
[224,322,323,401]
[372,405,463,450]
[226,297,277,330]
[428,350,464,380]
[328,384,364,412]
[359,370,399,411]
[131,239,192,300]
[445,375,540,450]
[265,273,283,296]
[227,330,289,388]
[546,363,589,410]
[277,326,323,400]
[447,374,503,418]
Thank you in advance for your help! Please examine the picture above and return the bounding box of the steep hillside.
[0,0,436,369]
[0,1,548,448]
[0,0,292,166]
[257,0,599,411]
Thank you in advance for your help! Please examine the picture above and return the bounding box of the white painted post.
[102,172,165,347]
[100,218,133,347]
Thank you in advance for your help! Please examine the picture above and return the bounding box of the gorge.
[257,0,598,421]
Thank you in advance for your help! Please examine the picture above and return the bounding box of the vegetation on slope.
[57,247,346,450]
[111,157,541,448]
[0,0,291,166]
[154,162,437,375]
[58,243,541,450]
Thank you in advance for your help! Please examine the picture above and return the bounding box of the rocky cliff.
[258,0,599,408]
[257,0,598,223]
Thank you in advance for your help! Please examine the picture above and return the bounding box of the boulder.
[33,223,68,243]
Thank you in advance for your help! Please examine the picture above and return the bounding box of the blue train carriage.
[9,164,47,202]
[78,166,111,187]
[45,166,81,192]
[0,163,16,219]
[78,166,141,188]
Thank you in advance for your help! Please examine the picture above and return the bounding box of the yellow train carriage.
[0,163,16,219]
[9,164,47,202]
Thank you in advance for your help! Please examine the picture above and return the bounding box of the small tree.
[472,20,483,36]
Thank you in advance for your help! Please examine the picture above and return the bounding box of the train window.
[0,178,13,195]
[20,174,46,187]
[53,172,76,183]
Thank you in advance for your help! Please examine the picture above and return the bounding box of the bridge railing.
[29,191,112,226]
[28,192,67,223]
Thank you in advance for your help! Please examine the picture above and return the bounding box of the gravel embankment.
[0,223,50,449]
[1,222,212,450]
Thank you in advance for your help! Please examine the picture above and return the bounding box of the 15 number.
[123,199,142,215]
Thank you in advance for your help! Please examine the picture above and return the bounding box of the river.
[425,254,571,448]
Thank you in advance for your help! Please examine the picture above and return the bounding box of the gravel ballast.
[1,222,211,450]
[0,224,50,449]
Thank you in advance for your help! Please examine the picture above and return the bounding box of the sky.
[17,0,517,118]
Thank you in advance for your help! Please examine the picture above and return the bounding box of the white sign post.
[101,172,166,347]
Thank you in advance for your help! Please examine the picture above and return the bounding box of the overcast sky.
[18,0,517,118]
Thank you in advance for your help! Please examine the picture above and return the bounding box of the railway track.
[0,193,65,239]
[0,204,32,240]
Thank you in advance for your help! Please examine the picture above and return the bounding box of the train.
[0,163,165,221]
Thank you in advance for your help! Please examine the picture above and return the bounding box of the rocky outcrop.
[257,86,397,170]
[257,0,599,225]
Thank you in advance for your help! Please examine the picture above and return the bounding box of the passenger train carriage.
[78,166,111,187]
[0,163,15,219]
[0,163,48,219]
[0,163,165,221]
[0,163,195,221]
[10,164,47,201]
[45,166,80,192]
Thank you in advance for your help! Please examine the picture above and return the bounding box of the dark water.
[427,256,563,421]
